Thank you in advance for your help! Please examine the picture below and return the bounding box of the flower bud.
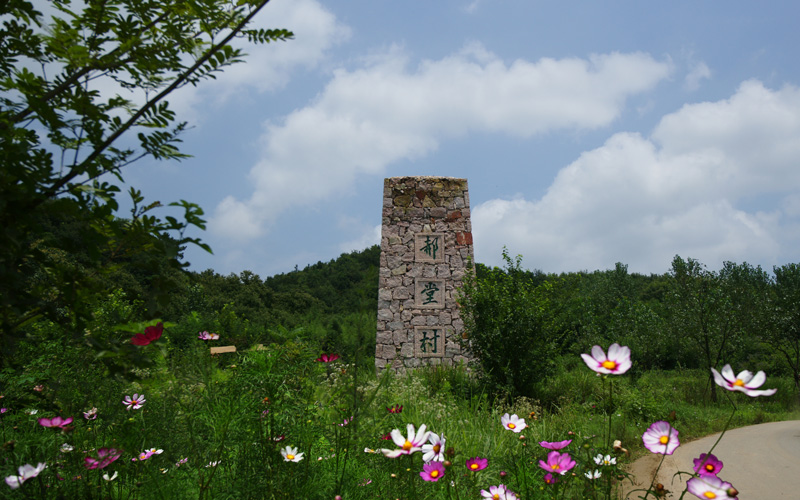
[727,487,739,497]
[443,460,452,467]
[500,471,507,477]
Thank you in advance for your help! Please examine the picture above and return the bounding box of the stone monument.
[375,176,474,371]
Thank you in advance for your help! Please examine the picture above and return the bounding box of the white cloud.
[167,0,351,119]
[339,224,382,253]
[211,45,672,240]
[684,61,711,91]
[473,80,800,273]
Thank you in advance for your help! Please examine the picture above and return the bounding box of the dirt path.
[621,420,800,499]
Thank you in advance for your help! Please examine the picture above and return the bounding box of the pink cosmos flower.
[686,475,738,500]
[198,331,219,340]
[539,439,572,450]
[693,453,724,476]
[501,413,526,433]
[123,394,145,410]
[642,421,680,455]
[315,353,340,363]
[380,423,429,458]
[581,343,632,375]
[5,463,47,489]
[538,451,576,475]
[419,461,445,482]
[543,473,558,485]
[710,365,777,397]
[466,456,488,471]
[421,432,446,462]
[480,484,517,500]
[131,322,163,346]
[38,415,73,428]
[85,448,122,469]
[83,407,98,420]
[134,448,164,461]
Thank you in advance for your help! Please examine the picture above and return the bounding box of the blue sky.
[120,0,800,277]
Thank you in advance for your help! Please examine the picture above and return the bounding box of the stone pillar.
[375,176,474,372]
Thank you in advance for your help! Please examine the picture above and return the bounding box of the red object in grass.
[315,353,340,363]
[387,404,403,414]
[131,323,164,346]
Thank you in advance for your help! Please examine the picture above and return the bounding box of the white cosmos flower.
[421,432,446,462]
[381,423,430,458]
[280,446,304,462]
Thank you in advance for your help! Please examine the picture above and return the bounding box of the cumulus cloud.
[473,80,800,273]
[339,224,382,253]
[210,45,671,240]
[684,61,711,91]
[167,0,351,119]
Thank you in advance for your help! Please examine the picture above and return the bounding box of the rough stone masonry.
[375,176,474,372]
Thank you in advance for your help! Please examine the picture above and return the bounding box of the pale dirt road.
[621,420,800,499]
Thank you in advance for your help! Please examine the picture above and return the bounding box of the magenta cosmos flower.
[38,415,73,428]
[466,456,488,471]
[543,473,558,485]
[387,404,403,413]
[380,423,429,458]
[538,451,576,476]
[85,448,122,470]
[131,322,163,346]
[642,421,680,455]
[315,353,340,362]
[686,475,738,500]
[693,453,723,476]
[501,413,526,432]
[710,365,777,397]
[581,343,631,375]
[123,394,145,410]
[198,331,219,340]
[420,462,445,482]
[539,439,571,450]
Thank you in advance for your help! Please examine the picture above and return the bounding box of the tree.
[767,264,800,396]
[668,256,739,402]
[459,249,560,399]
[0,0,292,363]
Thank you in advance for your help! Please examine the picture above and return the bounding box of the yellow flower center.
[602,360,617,370]
[659,436,669,445]
[705,464,715,471]
[287,454,294,460]
[403,440,413,451]
[430,470,439,478]
[733,379,745,387]
[470,463,479,470]
[508,423,516,429]
[493,495,500,500]
[433,444,440,453]
[704,492,716,499]
[551,464,560,470]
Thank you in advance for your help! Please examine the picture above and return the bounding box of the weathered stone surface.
[376,176,475,372]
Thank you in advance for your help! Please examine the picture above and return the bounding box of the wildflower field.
[1,319,797,499]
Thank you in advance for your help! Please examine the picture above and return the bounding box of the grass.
[0,338,797,499]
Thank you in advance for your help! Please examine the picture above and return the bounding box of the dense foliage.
[460,252,800,403]
[0,0,291,368]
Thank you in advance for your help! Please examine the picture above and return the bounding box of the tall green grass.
[1,337,797,499]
